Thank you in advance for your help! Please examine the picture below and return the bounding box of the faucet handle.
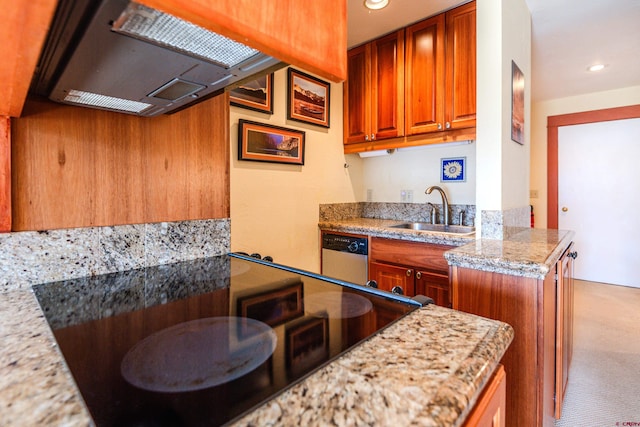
[427,202,437,224]
[458,210,465,225]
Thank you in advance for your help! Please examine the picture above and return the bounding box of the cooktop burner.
[34,253,420,426]
[120,317,277,393]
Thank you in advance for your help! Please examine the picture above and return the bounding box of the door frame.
[547,104,640,228]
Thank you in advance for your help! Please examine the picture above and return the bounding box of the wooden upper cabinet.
[406,1,476,135]
[405,14,446,135]
[344,45,372,144]
[344,30,405,145]
[445,1,477,130]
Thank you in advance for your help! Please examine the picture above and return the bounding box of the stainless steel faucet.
[425,185,449,226]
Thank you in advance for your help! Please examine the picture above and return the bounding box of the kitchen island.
[0,254,513,427]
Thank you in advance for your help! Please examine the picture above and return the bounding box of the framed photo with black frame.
[230,73,274,114]
[238,119,305,165]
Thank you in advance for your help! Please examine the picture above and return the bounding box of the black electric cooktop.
[34,254,421,426]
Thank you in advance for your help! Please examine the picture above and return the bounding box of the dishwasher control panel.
[322,233,368,255]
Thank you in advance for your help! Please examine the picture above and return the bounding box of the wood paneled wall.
[11,95,229,231]
[1,116,10,231]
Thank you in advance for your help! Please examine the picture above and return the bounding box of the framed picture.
[441,157,466,182]
[287,68,330,128]
[511,60,525,145]
[237,281,304,328]
[238,119,305,165]
[229,73,274,114]
[285,315,329,378]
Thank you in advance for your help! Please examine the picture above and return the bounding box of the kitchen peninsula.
[1,253,513,426]
[319,205,575,427]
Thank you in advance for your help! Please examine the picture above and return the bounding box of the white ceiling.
[347,0,640,102]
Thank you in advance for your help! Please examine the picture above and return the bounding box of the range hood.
[30,0,285,117]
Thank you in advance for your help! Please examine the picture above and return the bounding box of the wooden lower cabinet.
[555,243,576,418]
[369,237,454,306]
[452,241,575,427]
[463,364,506,427]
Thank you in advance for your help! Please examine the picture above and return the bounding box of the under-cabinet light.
[63,89,153,113]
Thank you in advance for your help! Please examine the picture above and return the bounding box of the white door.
[558,118,640,288]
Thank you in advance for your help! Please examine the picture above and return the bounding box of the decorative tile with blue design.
[441,157,466,182]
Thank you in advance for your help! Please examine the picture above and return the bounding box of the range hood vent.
[30,0,285,117]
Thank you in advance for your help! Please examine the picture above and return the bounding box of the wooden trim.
[139,0,347,82]
[343,127,475,154]
[0,116,10,232]
[1,0,58,117]
[547,104,640,229]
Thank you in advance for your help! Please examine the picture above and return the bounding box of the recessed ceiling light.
[588,64,606,72]
[364,0,389,10]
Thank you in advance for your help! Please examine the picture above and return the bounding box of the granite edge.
[230,306,514,426]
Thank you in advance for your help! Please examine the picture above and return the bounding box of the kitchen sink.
[388,222,475,235]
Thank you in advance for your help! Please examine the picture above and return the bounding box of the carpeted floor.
[555,280,640,427]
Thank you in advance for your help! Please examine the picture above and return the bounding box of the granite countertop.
[318,218,476,246]
[0,256,513,427]
[319,218,575,279]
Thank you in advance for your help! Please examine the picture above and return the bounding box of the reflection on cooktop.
[33,254,419,426]
[305,291,374,319]
[121,317,277,393]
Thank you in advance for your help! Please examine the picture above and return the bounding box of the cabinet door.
[555,244,575,418]
[371,30,405,140]
[415,270,450,307]
[344,44,371,144]
[369,261,415,296]
[405,13,445,135]
[463,364,506,427]
[445,1,476,130]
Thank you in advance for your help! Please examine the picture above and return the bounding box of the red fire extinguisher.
[530,205,534,228]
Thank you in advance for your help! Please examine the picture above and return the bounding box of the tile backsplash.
[0,219,230,292]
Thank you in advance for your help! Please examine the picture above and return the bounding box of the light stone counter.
[0,271,513,427]
[319,218,574,279]
[445,228,575,279]
[318,218,475,246]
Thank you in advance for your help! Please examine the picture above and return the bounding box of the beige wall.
[475,0,531,224]
[230,68,362,271]
[530,85,640,228]
[230,67,478,271]
[357,142,476,205]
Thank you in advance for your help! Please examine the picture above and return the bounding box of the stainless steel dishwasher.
[321,233,368,285]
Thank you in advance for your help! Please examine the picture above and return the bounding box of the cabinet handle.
[391,286,404,295]
[371,134,376,141]
[406,269,413,277]
[569,251,578,259]
[365,134,370,141]
[416,271,422,279]
[445,122,451,129]
[365,280,378,289]
[437,123,443,130]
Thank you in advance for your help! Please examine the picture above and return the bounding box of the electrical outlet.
[367,189,373,202]
[407,190,413,203]
[530,189,539,199]
[400,190,407,202]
